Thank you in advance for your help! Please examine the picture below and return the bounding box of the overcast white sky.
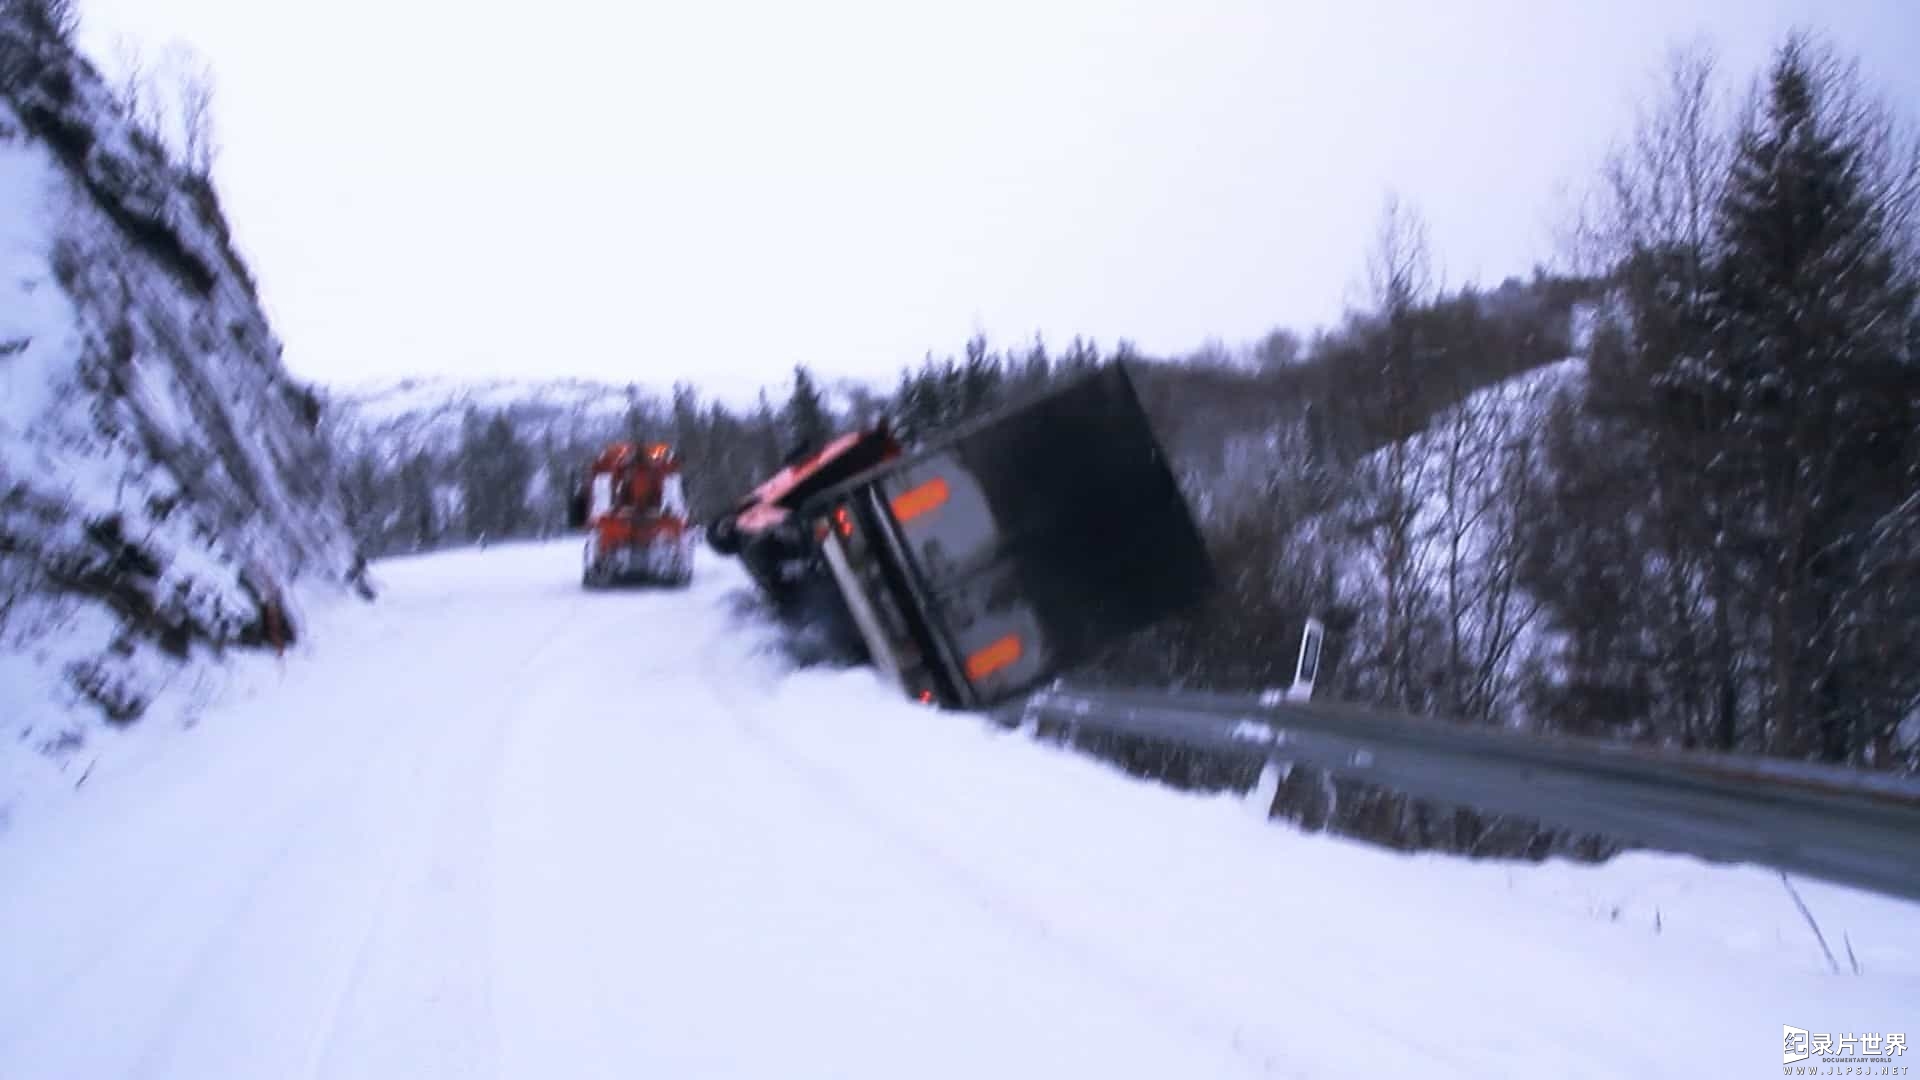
[75,0,1920,404]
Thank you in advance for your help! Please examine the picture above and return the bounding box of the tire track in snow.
[126,591,545,1076]
[37,582,580,1080]
[113,689,433,1079]
[483,582,706,1080]
[1,658,433,1076]
[3,670,399,1025]
[0,633,442,1073]
[295,595,589,1080]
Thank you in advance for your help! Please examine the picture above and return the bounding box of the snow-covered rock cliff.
[1,15,363,794]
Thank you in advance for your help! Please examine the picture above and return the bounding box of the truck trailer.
[708,362,1214,709]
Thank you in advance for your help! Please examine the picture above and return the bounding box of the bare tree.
[1569,39,1730,278]
[105,38,219,176]
[109,37,163,143]
[161,42,217,176]
[1350,192,1438,712]
[1547,41,1750,750]
[1366,192,1435,313]
[1433,376,1547,723]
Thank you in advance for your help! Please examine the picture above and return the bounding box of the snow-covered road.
[3,540,1916,1078]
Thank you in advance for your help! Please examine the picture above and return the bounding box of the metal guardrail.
[1014,684,1920,904]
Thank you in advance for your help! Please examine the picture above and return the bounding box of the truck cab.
[572,441,695,588]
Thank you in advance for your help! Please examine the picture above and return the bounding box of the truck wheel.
[707,514,741,555]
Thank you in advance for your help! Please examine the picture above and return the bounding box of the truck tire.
[706,514,742,556]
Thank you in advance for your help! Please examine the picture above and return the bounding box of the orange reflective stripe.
[965,634,1022,682]
[890,477,950,523]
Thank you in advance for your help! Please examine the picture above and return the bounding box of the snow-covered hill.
[0,17,361,797]
[1334,357,1586,714]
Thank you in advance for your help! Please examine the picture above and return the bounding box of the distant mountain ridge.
[321,372,888,456]
[324,375,652,455]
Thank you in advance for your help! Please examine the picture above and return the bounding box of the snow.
[0,104,79,465]
[1234,718,1279,742]
[2,539,1914,1078]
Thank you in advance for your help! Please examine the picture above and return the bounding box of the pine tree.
[457,408,488,541]
[623,400,648,445]
[1061,336,1099,374]
[399,453,437,551]
[782,364,831,456]
[959,333,1002,418]
[457,409,533,543]
[929,355,961,429]
[1020,333,1051,390]
[915,354,950,433]
[486,412,533,537]
[668,382,699,450]
[1700,34,1920,761]
[752,390,782,474]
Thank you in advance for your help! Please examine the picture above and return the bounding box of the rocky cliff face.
[0,15,363,757]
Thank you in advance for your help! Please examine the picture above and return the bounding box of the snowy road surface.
[3,541,1916,1078]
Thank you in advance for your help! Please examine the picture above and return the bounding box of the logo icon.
[1786,1026,1811,1064]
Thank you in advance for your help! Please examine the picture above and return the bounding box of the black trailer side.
[800,362,1214,709]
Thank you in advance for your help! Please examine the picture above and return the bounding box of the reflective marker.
[965,634,1023,681]
[890,477,950,523]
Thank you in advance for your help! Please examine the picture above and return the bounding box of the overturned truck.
[707,362,1214,709]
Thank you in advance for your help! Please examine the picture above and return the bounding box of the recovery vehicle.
[707,362,1214,709]
[569,441,695,588]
